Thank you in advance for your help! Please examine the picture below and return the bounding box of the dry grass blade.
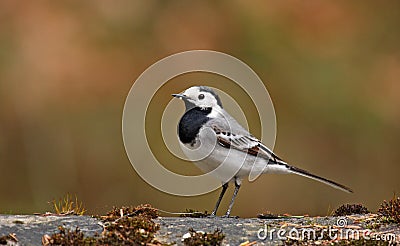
[51,193,86,215]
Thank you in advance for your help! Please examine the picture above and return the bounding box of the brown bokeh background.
[1,1,399,217]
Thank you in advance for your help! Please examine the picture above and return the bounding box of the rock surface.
[0,214,399,245]
[0,215,101,245]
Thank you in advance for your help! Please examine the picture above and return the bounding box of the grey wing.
[205,116,285,164]
[204,112,353,193]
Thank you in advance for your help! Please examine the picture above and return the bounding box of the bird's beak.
[172,93,189,100]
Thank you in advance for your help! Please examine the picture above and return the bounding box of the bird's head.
[172,86,223,110]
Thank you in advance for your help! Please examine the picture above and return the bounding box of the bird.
[172,86,352,217]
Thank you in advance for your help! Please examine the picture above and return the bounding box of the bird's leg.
[210,183,228,216]
[224,180,241,217]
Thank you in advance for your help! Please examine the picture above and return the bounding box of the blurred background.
[0,0,399,217]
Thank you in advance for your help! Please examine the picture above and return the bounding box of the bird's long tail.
[287,165,353,193]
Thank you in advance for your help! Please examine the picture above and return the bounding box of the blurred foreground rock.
[0,215,101,245]
[0,214,399,245]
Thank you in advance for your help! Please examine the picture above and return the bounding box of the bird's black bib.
[178,107,211,144]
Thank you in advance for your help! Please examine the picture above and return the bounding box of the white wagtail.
[172,86,352,217]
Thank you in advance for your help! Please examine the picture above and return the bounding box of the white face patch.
[183,86,220,109]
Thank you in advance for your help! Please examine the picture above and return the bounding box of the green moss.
[333,204,370,216]
[378,195,400,224]
[257,211,280,219]
[183,228,225,246]
[99,214,160,245]
[42,226,97,245]
[100,204,158,222]
[179,209,209,218]
[364,219,382,230]
[44,204,162,245]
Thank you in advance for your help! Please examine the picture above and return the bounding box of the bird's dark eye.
[198,94,205,100]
